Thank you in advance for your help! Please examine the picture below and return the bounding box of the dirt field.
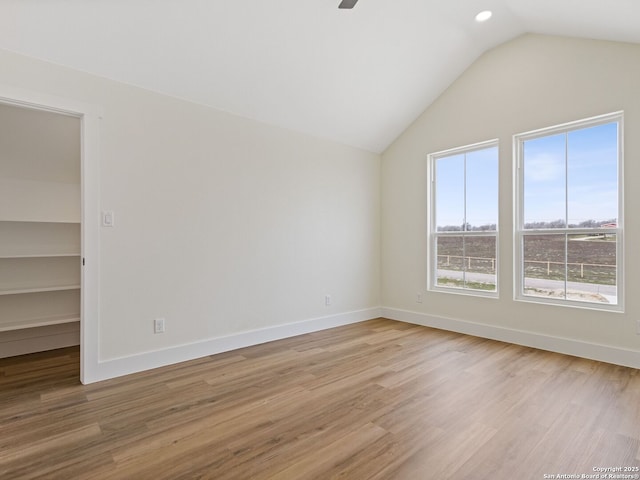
[436,234,616,285]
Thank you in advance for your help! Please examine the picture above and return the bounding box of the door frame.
[0,84,101,384]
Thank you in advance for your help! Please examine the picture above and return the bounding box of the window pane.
[523,133,566,229]
[567,123,618,228]
[435,235,464,288]
[436,235,497,291]
[566,233,616,304]
[466,147,498,231]
[435,154,464,231]
[523,234,566,298]
[464,236,497,291]
[521,234,614,304]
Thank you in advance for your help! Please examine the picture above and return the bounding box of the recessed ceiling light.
[475,10,493,22]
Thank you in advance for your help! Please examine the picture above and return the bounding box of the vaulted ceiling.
[1,0,639,153]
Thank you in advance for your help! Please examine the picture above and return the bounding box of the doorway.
[0,87,100,384]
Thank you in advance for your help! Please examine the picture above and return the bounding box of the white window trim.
[427,139,499,298]
[513,111,624,312]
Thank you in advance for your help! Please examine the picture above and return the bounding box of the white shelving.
[0,221,80,257]
[0,102,81,354]
[0,255,80,291]
[0,288,80,332]
[0,285,81,296]
[0,314,80,333]
[0,254,80,259]
[0,220,81,332]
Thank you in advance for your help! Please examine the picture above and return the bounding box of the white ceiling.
[1,0,639,153]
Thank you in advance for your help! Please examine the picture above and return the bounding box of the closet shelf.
[0,285,80,296]
[0,253,80,259]
[0,219,80,225]
[0,314,80,332]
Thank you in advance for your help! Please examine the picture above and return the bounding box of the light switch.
[102,211,114,227]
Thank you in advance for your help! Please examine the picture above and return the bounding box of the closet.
[0,102,81,355]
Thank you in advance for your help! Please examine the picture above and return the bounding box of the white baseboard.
[382,307,640,370]
[0,323,80,359]
[84,307,382,383]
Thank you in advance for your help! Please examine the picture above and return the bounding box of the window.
[514,112,623,310]
[428,140,499,295]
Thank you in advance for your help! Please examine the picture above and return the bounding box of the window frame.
[513,112,624,312]
[427,139,499,298]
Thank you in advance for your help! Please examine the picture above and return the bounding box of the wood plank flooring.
[1,318,639,479]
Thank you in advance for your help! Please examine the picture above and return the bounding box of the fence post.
[547,261,550,275]
[580,263,584,278]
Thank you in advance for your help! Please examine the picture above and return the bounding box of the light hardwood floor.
[1,319,639,479]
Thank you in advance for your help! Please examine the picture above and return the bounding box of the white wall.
[0,104,80,222]
[0,48,381,370]
[382,34,640,362]
[4,33,638,378]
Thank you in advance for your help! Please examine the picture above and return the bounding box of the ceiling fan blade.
[339,0,359,9]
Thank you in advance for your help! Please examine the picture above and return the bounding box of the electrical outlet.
[154,318,165,334]
[325,295,332,306]
[416,293,423,303]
